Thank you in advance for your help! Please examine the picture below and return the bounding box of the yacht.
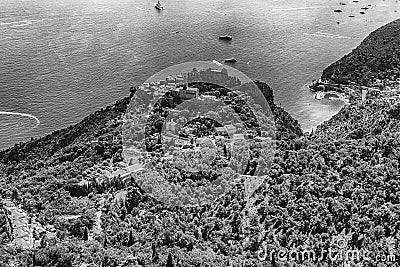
[155,1,163,10]
[224,58,237,63]
[219,35,232,41]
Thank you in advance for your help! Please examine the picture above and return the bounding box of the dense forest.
[322,19,400,86]
[1,20,400,267]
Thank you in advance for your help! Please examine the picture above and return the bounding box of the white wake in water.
[0,19,38,28]
[303,32,360,39]
[0,111,40,127]
[211,10,227,16]
[272,6,331,12]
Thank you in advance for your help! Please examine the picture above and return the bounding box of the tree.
[152,243,159,263]
[83,227,89,241]
[127,229,134,247]
[103,234,108,248]
[166,253,174,267]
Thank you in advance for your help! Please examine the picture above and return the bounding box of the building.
[200,95,217,101]
[170,88,180,98]
[166,76,174,83]
[215,127,226,135]
[224,124,236,135]
[361,89,367,102]
[166,121,177,134]
[165,95,174,107]
[180,87,199,99]
[176,75,184,84]
[233,134,245,141]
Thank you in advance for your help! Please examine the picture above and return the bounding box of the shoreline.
[306,81,350,104]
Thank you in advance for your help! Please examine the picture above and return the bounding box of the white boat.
[219,35,232,41]
[224,58,237,63]
[155,1,163,10]
[314,91,324,100]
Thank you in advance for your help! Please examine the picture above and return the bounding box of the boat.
[224,58,237,63]
[334,9,343,12]
[219,35,232,41]
[154,1,163,10]
[360,11,365,14]
[314,91,325,100]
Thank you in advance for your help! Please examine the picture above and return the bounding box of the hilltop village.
[124,67,274,184]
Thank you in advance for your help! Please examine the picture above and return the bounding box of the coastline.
[306,81,350,104]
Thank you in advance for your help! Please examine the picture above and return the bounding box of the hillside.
[0,74,398,266]
[0,81,307,266]
[322,19,400,86]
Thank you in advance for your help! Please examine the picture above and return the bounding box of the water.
[1,0,399,150]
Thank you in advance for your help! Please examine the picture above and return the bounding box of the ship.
[155,1,163,10]
[224,58,237,63]
[219,35,232,41]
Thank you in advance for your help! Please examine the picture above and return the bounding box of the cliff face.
[322,19,400,85]
[254,80,303,139]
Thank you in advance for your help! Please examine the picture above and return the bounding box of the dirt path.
[3,200,32,249]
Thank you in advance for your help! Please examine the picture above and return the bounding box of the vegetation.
[1,20,400,266]
[322,19,400,86]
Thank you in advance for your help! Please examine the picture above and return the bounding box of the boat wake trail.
[303,32,360,39]
[272,6,331,12]
[0,111,40,127]
[211,10,226,16]
[0,20,36,28]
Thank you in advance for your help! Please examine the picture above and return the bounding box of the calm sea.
[1,0,399,150]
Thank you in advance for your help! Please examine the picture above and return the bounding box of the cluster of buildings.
[127,68,272,166]
[310,77,400,104]
[162,117,253,158]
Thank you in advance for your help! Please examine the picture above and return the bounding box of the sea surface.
[1,0,400,150]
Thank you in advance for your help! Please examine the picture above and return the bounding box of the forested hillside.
[322,19,400,86]
[1,75,399,266]
[0,82,307,266]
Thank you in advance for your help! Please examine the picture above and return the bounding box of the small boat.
[360,11,365,14]
[348,15,355,17]
[315,91,324,100]
[361,7,369,10]
[224,58,237,63]
[334,9,343,12]
[219,35,232,41]
[154,1,163,10]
